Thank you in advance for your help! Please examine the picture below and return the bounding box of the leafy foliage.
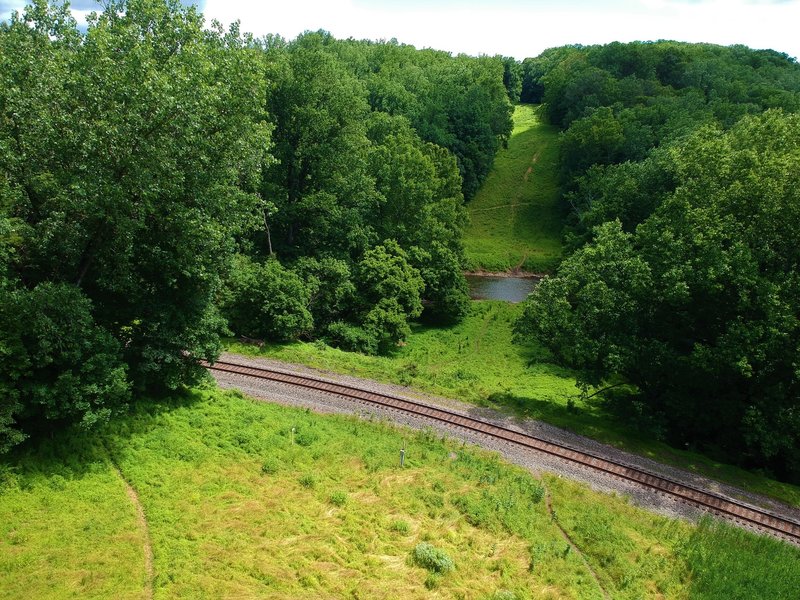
[221,255,313,342]
[0,283,129,452]
[0,0,268,447]
[412,542,455,574]
[518,112,800,478]
[0,1,515,449]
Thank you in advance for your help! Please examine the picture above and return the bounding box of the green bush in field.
[329,491,347,506]
[412,542,455,574]
[390,520,410,534]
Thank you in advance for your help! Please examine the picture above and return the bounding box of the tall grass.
[227,300,800,508]
[0,432,146,599]
[1,388,798,598]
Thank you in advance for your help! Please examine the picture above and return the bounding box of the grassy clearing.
[227,301,800,508]
[0,433,146,599]
[464,104,563,273]
[1,388,798,599]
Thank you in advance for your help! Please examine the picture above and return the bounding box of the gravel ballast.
[211,351,800,538]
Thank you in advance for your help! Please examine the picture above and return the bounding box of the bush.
[324,321,377,354]
[329,491,347,506]
[222,255,313,341]
[0,283,130,453]
[412,542,455,574]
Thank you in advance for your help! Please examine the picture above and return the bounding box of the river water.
[465,274,542,303]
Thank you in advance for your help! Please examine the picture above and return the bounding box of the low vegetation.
[1,388,798,599]
[464,105,563,273]
[228,300,800,507]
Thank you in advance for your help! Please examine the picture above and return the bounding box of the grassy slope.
[227,301,800,508]
[2,388,798,599]
[464,104,563,273]
[0,434,146,599]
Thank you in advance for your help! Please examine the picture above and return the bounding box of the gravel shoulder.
[212,351,800,533]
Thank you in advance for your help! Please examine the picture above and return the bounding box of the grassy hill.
[2,388,798,599]
[464,105,563,273]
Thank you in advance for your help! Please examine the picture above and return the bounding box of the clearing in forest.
[464,104,563,273]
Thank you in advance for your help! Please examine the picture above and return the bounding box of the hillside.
[2,388,799,599]
[464,105,563,273]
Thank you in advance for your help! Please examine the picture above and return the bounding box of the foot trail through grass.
[3,389,799,599]
[110,456,154,600]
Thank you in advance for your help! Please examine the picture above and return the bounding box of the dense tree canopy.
[529,41,800,244]
[514,41,800,479]
[0,1,512,451]
[518,112,800,478]
[0,0,269,450]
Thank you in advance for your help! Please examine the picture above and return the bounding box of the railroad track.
[204,358,800,545]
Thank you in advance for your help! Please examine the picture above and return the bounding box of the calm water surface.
[465,275,541,302]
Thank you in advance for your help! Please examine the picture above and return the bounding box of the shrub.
[329,491,347,506]
[390,520,410,534]
[324,321,377,354]
[299,474,316,489]
[222,255,313,341]
[412,542,455,574]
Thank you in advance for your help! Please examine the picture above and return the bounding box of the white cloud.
[203,0,800,59]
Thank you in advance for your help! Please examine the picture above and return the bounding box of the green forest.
[2,0,800,489]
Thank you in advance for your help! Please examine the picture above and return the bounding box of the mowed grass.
[227,301,800,508]
[2,388,799,599]
[465,104,563,273]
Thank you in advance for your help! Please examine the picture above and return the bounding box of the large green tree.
[0,0,270,448]
[518,111,800,478]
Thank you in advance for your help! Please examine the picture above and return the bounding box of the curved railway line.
[204,358,800,545]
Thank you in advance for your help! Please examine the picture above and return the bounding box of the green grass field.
[464,104,563,273]
[227,301,800,508]
[2,388,798,599]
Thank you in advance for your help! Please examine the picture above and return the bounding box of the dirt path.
[544,486,610,600]
[110,458,154,600]
[523,151,541,182]
[469,201,536,212]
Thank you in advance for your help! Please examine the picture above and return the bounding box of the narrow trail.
[469,201,536,212]
[514,251,530,271]
[523,150,541,182]
[544,486,610,600]
[109,457,154,600]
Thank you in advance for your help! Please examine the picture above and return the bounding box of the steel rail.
[204,358,800,544]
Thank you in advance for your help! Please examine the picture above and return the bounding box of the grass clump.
[390,519,411,534]
[412,542,455,574]
[329,490,347,506]
[260,458,279,475]
[298,473,316,488]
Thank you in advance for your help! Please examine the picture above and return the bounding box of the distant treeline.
[0,0,512,451]
[512,41,800,479]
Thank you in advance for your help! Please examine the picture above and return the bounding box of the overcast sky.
[3,0,799,60]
